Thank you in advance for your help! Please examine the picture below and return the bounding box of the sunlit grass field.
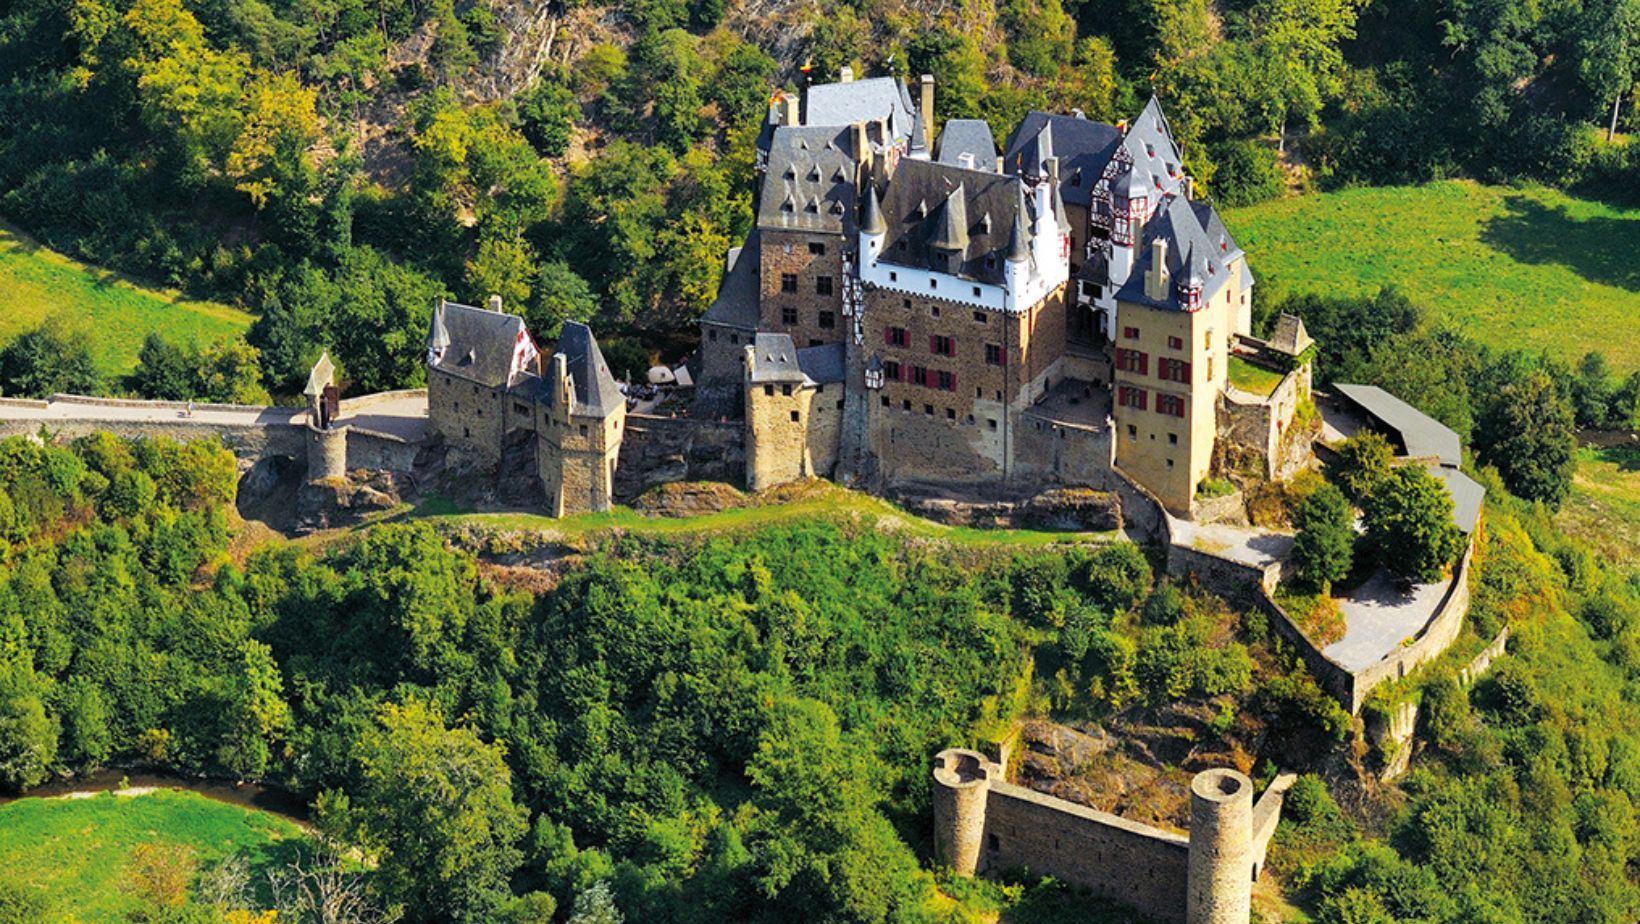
[0,222,253,378]
[0,790,306,922]
[1558,444,1640,562]
[1227,181,1640,371]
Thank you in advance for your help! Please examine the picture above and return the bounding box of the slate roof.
[1120,98,1188,200]
[555,321,622,417]
[758,126,859,234]
[429,300,527,389]
[1116,196,1238,310]
[1333,383,1464,468]
[797,342,846,385]
[747,333,806,384]
[1002,112,1123,208]
[701,231,761,330]
[876,158,1033,285]
[1429,466,1486,534]
[936,119,998,172]
[804,77,920,146]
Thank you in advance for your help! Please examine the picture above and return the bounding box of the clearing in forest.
[0,222,253,379]
[1227,180,1640,371]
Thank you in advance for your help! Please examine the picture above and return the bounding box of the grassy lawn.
[1559,445,1640,563]
[1227,180,1640,371]
[0,222,253,379]
[1228,355,1286,397]
[411,481,1120,548]
[0,789,307,922]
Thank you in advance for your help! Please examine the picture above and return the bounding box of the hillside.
[0,223,253,379]
[1227,181,1640,371]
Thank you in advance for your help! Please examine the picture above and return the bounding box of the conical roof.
[426,301,450,351]
[1006,184,1030,263]
[861,182,886,235]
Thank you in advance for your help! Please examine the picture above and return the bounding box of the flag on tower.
[511,326,541,377]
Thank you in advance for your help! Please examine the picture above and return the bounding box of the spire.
[928,185,969,253]
[426,300,450,352]
[1007,184,1030,263]
[861,181,885,235]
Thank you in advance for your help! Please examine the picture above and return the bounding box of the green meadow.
[0,222,253,378]
[0,790,306,922]
[1227,181,1640,371]
[1559,444,1640,563]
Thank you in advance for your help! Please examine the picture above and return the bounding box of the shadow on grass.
[1480,195,1640,292]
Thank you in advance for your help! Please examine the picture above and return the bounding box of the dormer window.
[1145,144,1155,158]
[808,165,821,181]
[781,195,795,213]
[1071,170,1082,188]
[784,166,796,179]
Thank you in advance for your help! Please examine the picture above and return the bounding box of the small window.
[887,327,910,348]
[730,334,740,344]
[809,339,823,347]
[985,343,1003,366]
[1168,335,1184,350]
[988,834,1000,850]
[1166,459,1175,470]
[902,399,912,411]
[1123,326,1140,340]
[781,307,798,325]
[937,370,955,391]
[881,395,890,407]
[974,311,987,324]
[1169,433,1178,445]
[708,329,718,342]
[818,310,836,329]
[1127,425,1137,440]
[988,418,998,430]
[924,404,934,416]
[790,410,800,422]
[816,276,834,296]
[889,271,898,282]
[929,279,938,290]
[781,273,798,293]
[931,305,941,317]
[884,360,901,381]
[463,426,470,438]
[932,335,954,356]
[781,384,793,396]
[972,286,982,297]
[809,241,826,255]
[946,408,956,420]
[764,385,774,396]
[912,366,929,387]
[579,424,588,436]
[515,403,530,416]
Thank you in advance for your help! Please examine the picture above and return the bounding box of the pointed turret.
[861,181,885,235]
[1006,190,1030,264]
[426,300,451,365]
[928,185,969,254]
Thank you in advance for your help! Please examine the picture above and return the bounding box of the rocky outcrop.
[896,486,1122,531]
[613,415,745,503]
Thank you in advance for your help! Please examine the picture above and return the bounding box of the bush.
[1293,483,1355,590]
[1208,139,1285,207]
[1362,466,1464,584]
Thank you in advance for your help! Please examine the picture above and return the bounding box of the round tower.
[1187,768,1254,924]
[305,422,349,483]
[931,748,993,877]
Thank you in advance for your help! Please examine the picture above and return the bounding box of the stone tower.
[1186,768,1254,924]
[538,321,626,517]
[930,748,993,877]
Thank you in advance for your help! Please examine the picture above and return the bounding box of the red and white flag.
[511,326,540,376]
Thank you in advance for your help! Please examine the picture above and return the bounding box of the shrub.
[1208,138,1286,207]
[1293,483,1355,590]
[1362,466,1464,584]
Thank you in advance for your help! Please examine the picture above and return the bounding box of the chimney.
[852,120,869,164]
[488,294,503,312]
[919,74,935,150]
[1145,238,1170,301]
[1046,156,1060,191]
[1182,175,1195,201]
[553,352,572,411]
[840,65,854,82]
[782,92,798,126]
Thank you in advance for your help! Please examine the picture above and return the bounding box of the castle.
[423,72,1312,521]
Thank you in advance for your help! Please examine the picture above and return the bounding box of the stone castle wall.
[745,380,843,491]
[613,414,745,502]
[428,370,509,469]
[759,229,848,347]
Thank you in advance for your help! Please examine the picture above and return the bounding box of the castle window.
[1115,349,1149,375]
[1157,393,1186,417]
[881,395,890,407]
[515,403,530,416]
[1159,358,1191,383]
[1169,433,1178,445]
[912,366,929,387]
[790,410,800,422]
[972,286,982,297]
[903,400,912,411]
[1207,357,1214,380]
[781,273,798,293]
[1167,459,1175,469]
[946,408,956,420]
[709,330,718,341]
[782,307,798,325]
[886,326,910,348]
[464,427,471,438]
[974,311,987,324]
[819,310,836,329]
[988,418,998,430]
[454,401,460,412]
[924,404,934,416]
[730,334,740,344]
[810,339,823,347]
[836,399,843,409]
[884,360,901,381]
[985,343,1003,366]
[764,385,775,396]
[931,335,954,356]
[809,241,826,255]
[889,271,898,282]
[781,384,793,396]
[976,387,983,398]
[1168,335,1183,350]
[929,279,938,290]
[579,424,588,436]
[937,370,956,391]
[931,305,941,317]
[1123,326,1139,340]
[967,414,975,424]
[816,276,833,296]
[1118,386,1148,410]
[988,834,1000,851]
[1127,425,1137,440]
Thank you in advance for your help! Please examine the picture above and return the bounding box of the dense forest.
[0,414,1636,922]
[0,0,1636,399]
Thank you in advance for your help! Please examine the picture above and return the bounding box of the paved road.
[1325,569,1451,671]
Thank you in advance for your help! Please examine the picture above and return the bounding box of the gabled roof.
[1333,383,1463,468]
[701,230,761,331]
[1429,466,1486,534]
[758,125,859,234]
[935,119,998,172]
[747,333,806,384]
[556,321,622,418]
[804,77,919,146]
[1116,196,1238,310]
[1002,112,1123,208]
[429,299,528,389]
[876,159,1031,285]
[1120,97,1188,200]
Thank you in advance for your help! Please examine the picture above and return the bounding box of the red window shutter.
[884,327,892,346]
[1181,362,1192,382]
[947,337,956,355]
[1140,353,1150,376]
[1138,390,1148,411]
[949,372,957,391]
[929,335,937,353]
